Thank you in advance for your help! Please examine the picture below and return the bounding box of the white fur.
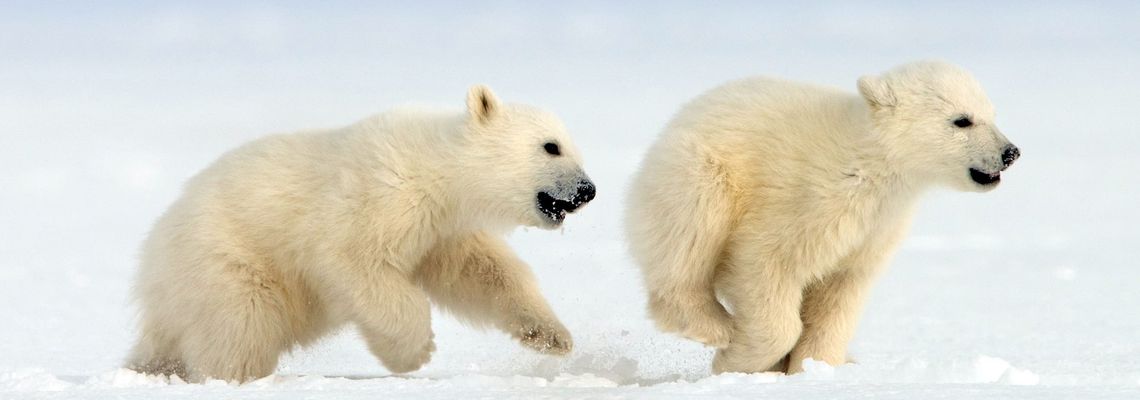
[625,61,1017,374]
[127,85,591,382]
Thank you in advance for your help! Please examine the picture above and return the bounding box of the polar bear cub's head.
[858,61,1019,192]
[457,85,595,229]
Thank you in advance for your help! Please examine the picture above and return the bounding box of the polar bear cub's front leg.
[785,269,870,373]
[711,244,806,374]
[344,265,436,374]
[786,222,909,373]
[415,232,572,354]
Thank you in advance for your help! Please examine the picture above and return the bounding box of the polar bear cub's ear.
[857,75,897,108]
[466,84,502,124]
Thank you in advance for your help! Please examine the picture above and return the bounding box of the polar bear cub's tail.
[625,133,736,348]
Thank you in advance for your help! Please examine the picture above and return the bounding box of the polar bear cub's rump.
[127,85,595,382]
[626,61,1018,374]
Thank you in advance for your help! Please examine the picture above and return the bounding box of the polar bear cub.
[128,86,596,382]
[626,61,1019,374]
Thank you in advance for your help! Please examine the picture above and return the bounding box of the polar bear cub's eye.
[544,142,561,156]
[952,116,973,128]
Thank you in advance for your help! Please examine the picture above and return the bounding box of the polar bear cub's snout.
[969,143,1020,186]
[537,176,596,224]
[1002,145,1021,168]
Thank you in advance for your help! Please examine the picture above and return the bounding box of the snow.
[2,2,1139,399]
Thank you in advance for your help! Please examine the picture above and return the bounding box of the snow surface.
[2,2,1139,399]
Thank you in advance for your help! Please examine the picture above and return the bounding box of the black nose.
[1002,145,1020,169]
[574,180,596,205]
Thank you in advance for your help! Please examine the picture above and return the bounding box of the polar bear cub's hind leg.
[126,322,187,380]
[183,258,299,382]
[625,145,737,348]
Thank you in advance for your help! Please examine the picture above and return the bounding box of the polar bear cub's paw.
[650,294,733,349]
[378,334,437,374]
[511,316,573,355]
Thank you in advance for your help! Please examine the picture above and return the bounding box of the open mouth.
[969,168,1001,185]
[536,192,580,224]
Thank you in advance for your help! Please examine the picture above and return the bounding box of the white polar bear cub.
[128,85,596,382]
[626,61,1019,374]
